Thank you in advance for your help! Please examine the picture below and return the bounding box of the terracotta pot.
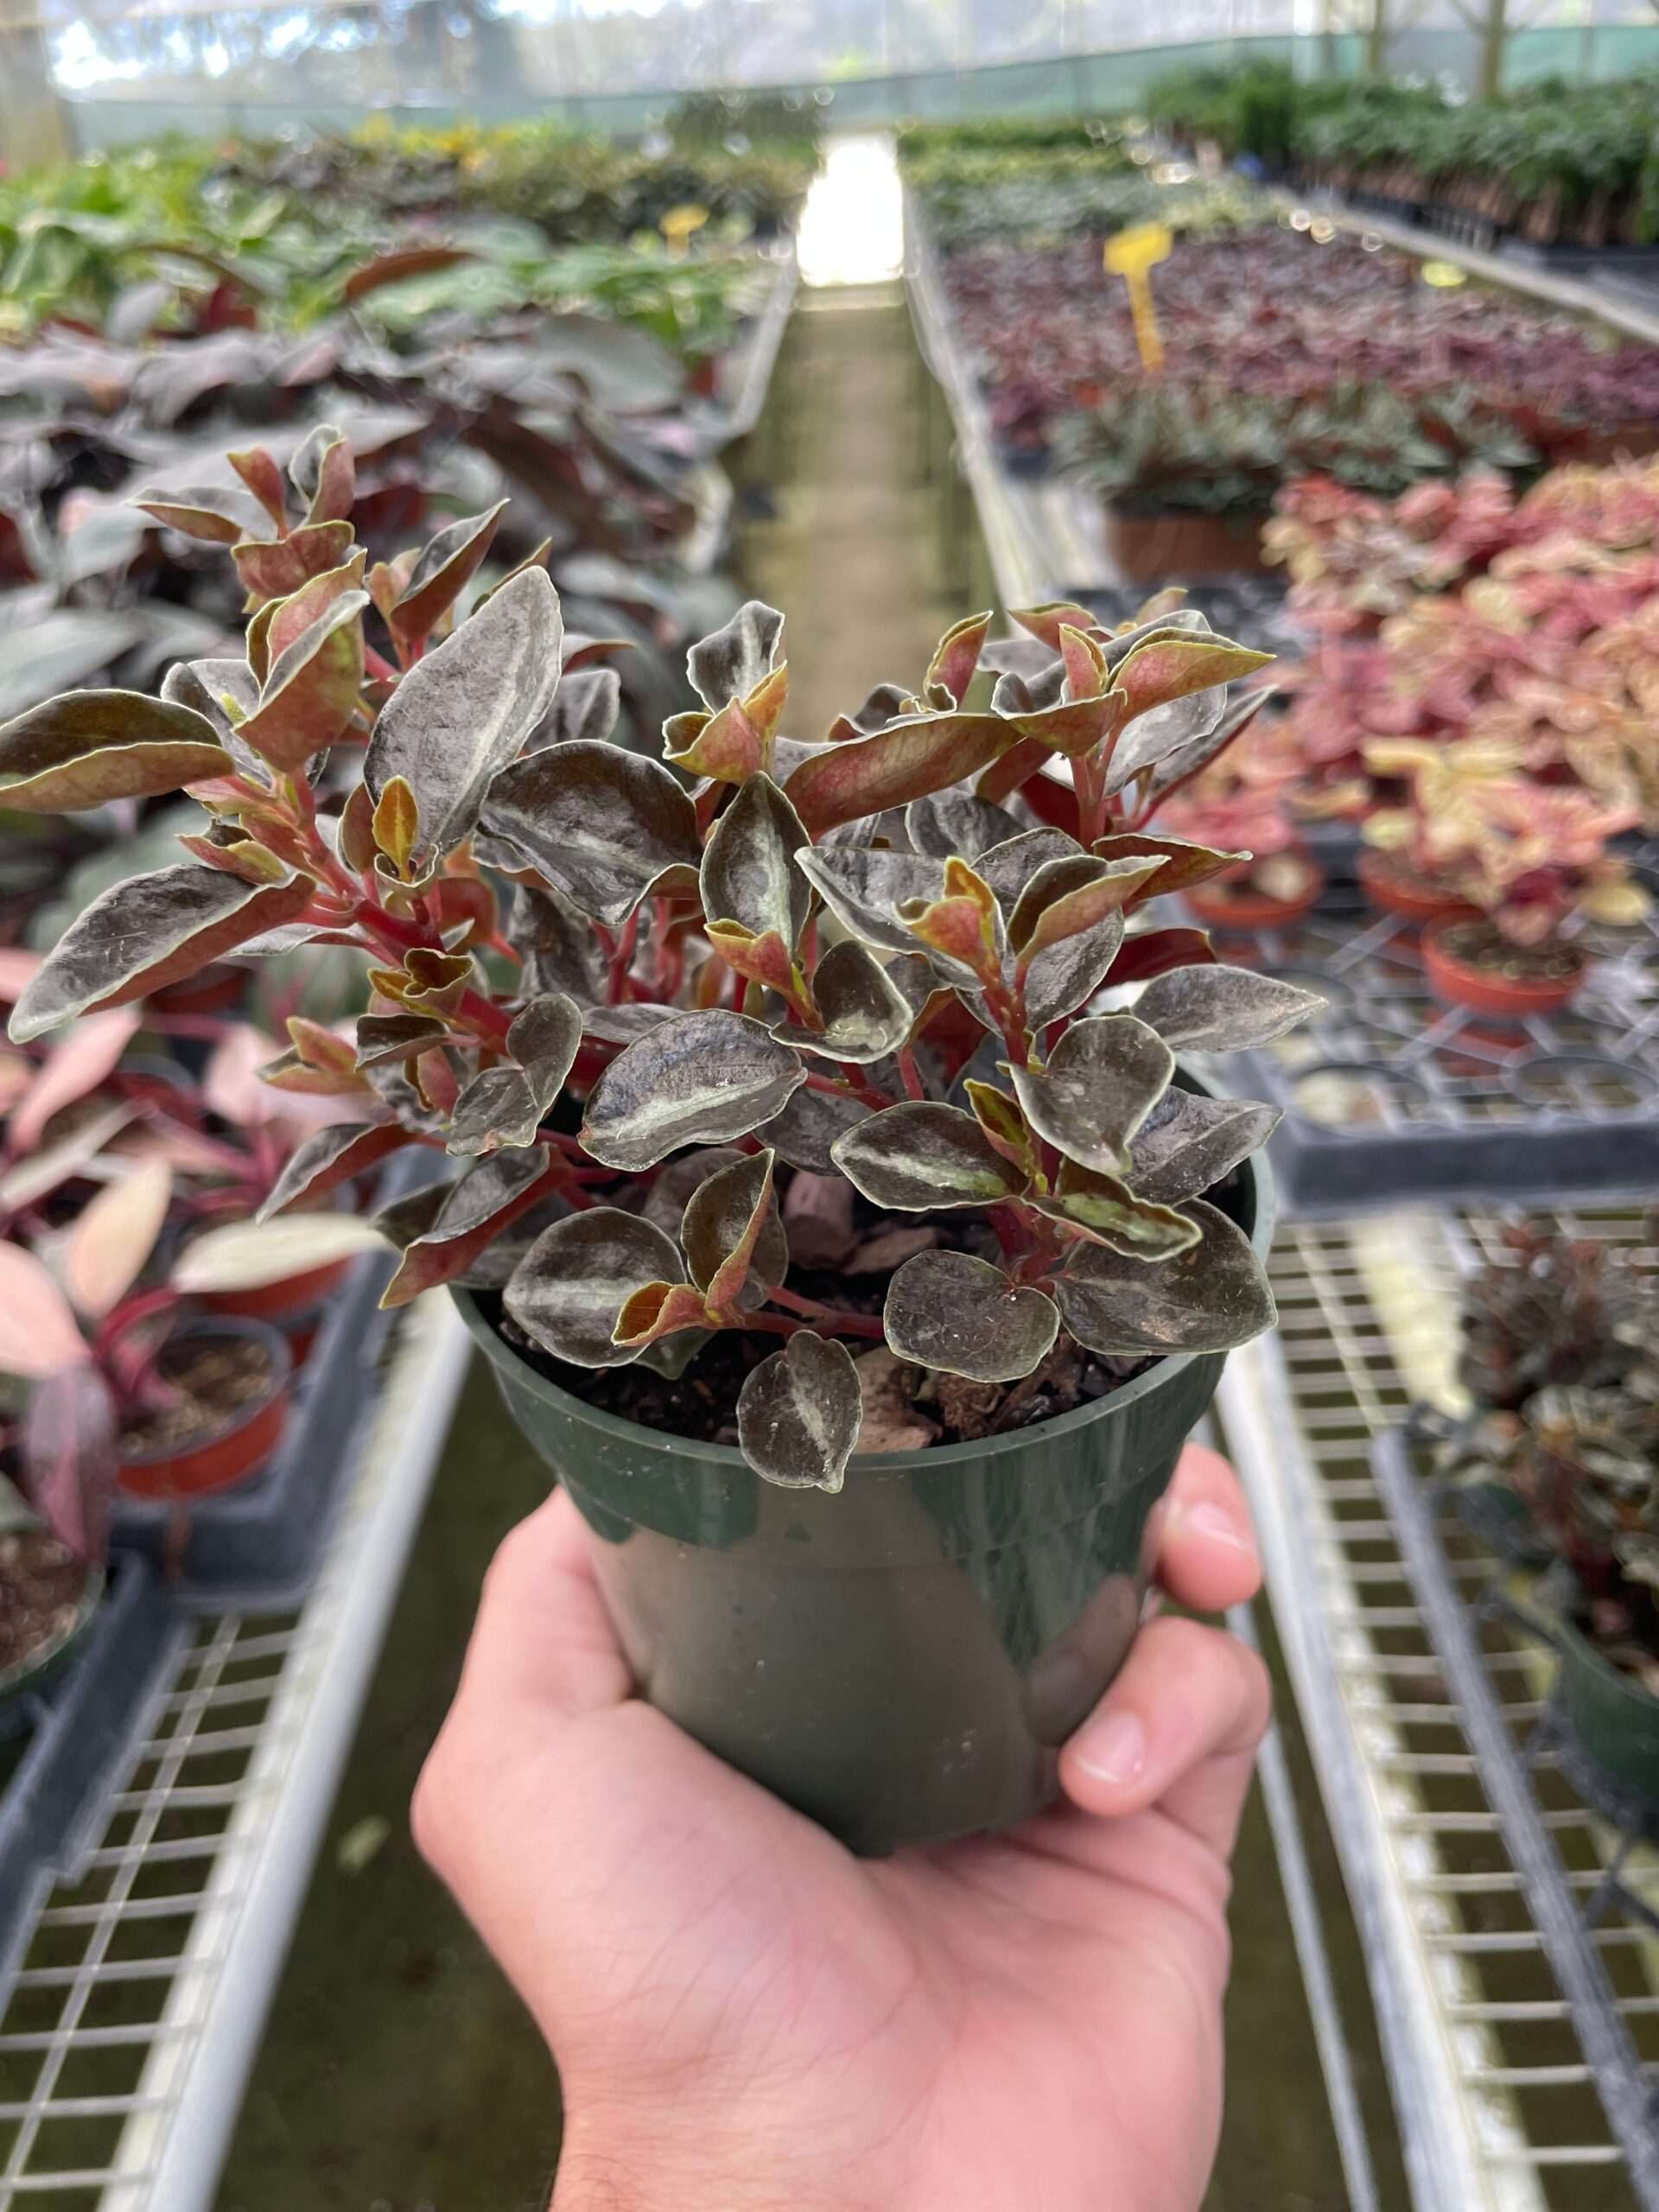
[118,1318,292,1503]
[197,1254,353,1328]
[1357,848,1478,926]
[1104,505,1268,583]
[1185,860,1325,934]
[1422,921,1586,1019]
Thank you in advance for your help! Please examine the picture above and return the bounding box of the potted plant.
[1363,737,1646,1014]
[1053,380,1538,584]
[0,1408,111,1719]
[1155,720,1325,931]
[0,1167,293,1510]
[1,432,1317,1848]
[1442,1321,1659,1813]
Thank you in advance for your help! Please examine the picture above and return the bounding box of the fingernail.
[1074,1710,1147,1787]
[1182,1500,1258,1559]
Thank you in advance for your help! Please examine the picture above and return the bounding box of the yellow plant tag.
[1104,224,1173,373]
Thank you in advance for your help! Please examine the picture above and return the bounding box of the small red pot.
[1422,921,1586,1019]
[197,1254,353,1328]
[118,1319,292,1503]
[1104,505,1267,583]
[1185,861,1325,933]
[1358,849,1478,926]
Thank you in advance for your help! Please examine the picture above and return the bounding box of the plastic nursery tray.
[0,1555,182,1998]
[1208,882,1659,1217]
[109,1173,429,1605]
[1370,1422,1659,2210]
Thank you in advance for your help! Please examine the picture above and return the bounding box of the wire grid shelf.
[1371,1418,1659,2210]
[1218,1199,1659,2212]
[0,1292,471,2212]
[1224,893,1659,1215]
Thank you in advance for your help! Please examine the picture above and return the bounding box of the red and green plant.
[0,434,1318,1492]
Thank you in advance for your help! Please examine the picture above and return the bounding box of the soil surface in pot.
[121,1332,279,1454]
[0,1528,89,1675]
[1432,918,1583,985]
[485,1163,1249,1450]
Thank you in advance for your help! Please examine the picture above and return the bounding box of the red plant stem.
[365,644,401,684]
[607,908,641,1003]
[895,1046,925,1101]
[807,1065,891,1110]
[746,1307,886,1342]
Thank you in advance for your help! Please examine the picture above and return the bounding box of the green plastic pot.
[1556,1620,1659,1814]
[0,1564,105,1735]
[457,1147,1273,1855]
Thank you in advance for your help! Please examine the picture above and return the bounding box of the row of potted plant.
[0,416,1316,1847]
[1147,61,1659,251]
[941,220,1659,476]
[1269,461,1657,993]
[897,131,1258,256]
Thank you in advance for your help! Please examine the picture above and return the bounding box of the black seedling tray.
[1207,884,1659,1217]
[0,1556,182,1996]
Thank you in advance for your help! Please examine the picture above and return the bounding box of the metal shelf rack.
[1218,1202,1659,2212]
[0,1291,471,2212]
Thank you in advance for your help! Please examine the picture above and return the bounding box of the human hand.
[414,1441,1270,2212]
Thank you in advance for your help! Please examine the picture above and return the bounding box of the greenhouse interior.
[10,4,1659,2209]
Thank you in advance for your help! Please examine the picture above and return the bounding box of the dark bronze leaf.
[974,826,1084,913]
[735,1330,861,1491]
[681,1147,786,1305]
[762,1083,873,1173]
[688,601,784,712]
[0,690,231,811]
[384,1146,556,1307]
[365,568,562,870]
[1128,1090,1280,1206]
[795,845,944,955]
[446,992,582,1157]
[1037,1162,1201,1261]
[257,1122,412,1219]
[700,772,810,950]
[10,866,315,1044]
[1010,1015,1173,1173]
[505,1206,683,1368]
[830,1102,1027,1211]
[772,939,913,1064]
[581,1010,804,1171]
[883,1249,1058,1382]
[483,738,699,928]
[507,881,607,1003]
[1133,966,1323,1053]
[1055,1199,1275,1357]
[391,499,508,646]
[904,789,1019,861]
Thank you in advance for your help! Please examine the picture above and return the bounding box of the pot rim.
[1423,918,1586,983]
[454,1139,1275,1477]
[1559,1614,1659,1707]
[118,1313,293,1471]
[0,1555,105,1700]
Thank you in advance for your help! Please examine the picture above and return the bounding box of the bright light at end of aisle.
[797,132,904,288]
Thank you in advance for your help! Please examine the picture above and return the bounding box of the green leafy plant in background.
[896,141,1259,252]
[0,431,1316,1493]
[1440,1224,1659,1687]
[1052,380,1538,518]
